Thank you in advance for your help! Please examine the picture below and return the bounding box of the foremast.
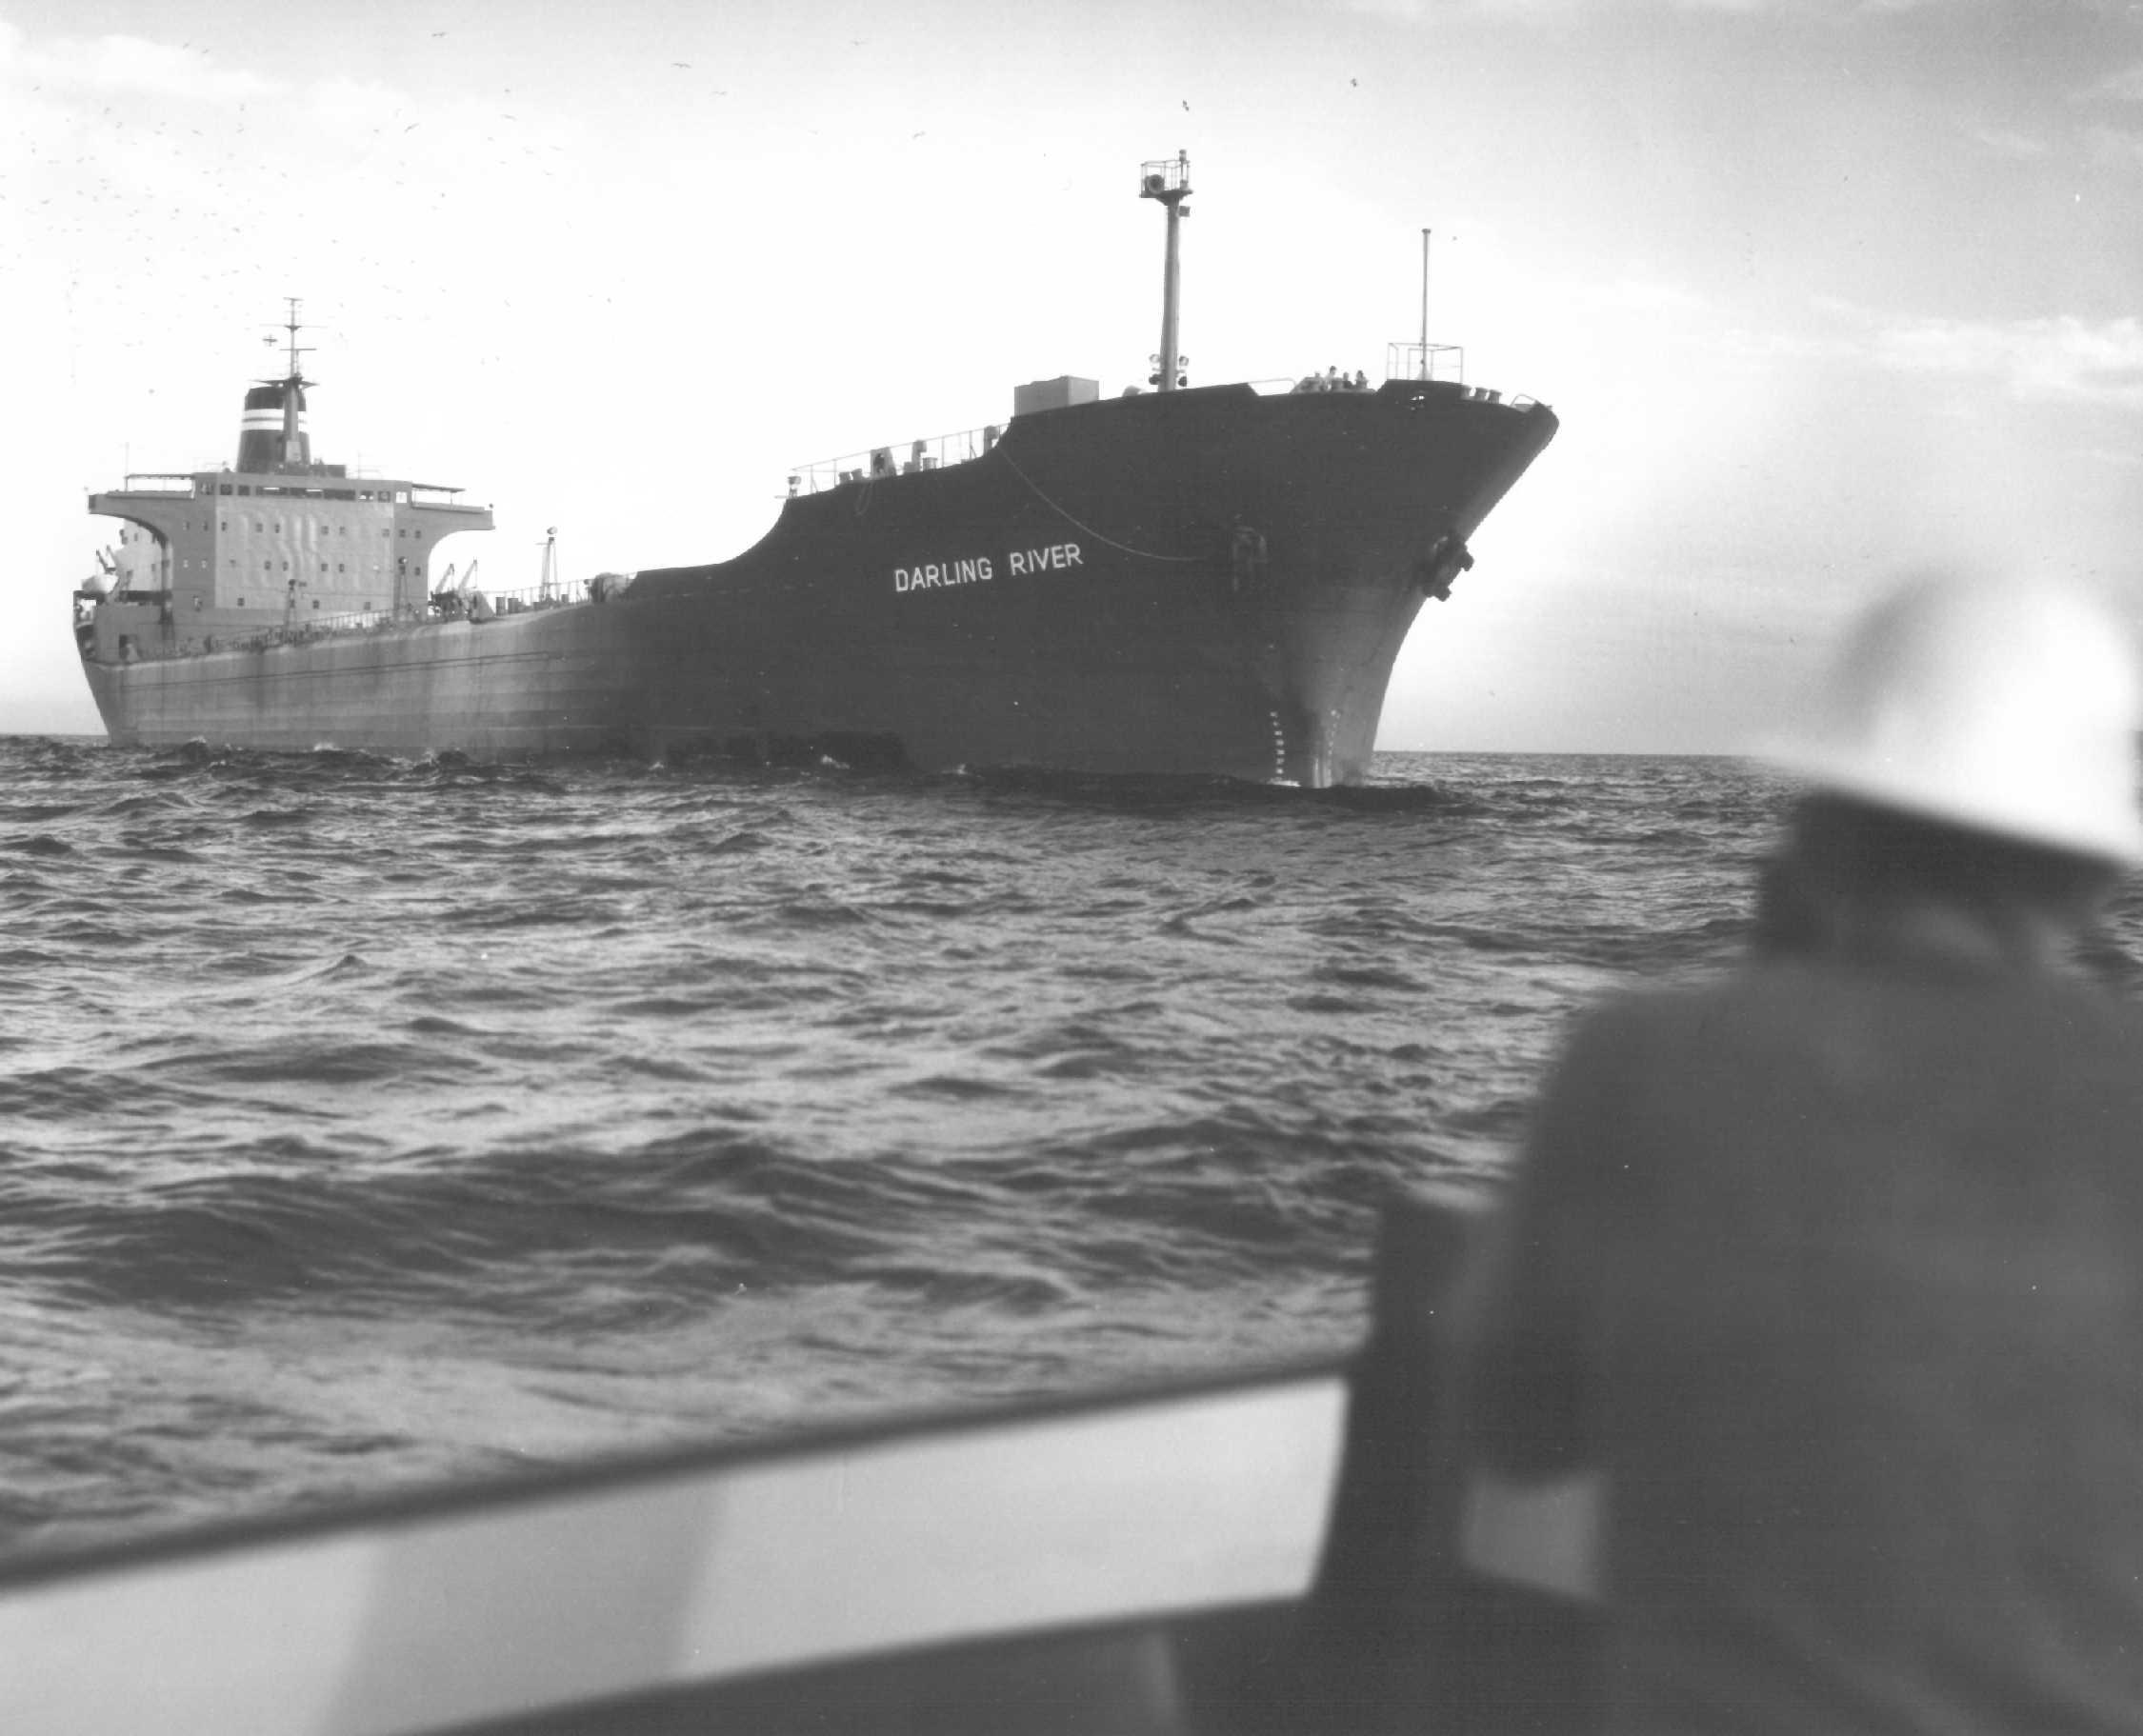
[1140,152,1192,392]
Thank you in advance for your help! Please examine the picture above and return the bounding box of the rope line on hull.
[996,449,1208,565]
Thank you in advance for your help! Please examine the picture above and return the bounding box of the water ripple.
[0,740,1813,1556]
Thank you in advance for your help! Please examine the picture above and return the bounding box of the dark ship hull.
[80,379,1555,786]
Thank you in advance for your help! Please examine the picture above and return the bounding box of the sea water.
[3,740,2133,1562]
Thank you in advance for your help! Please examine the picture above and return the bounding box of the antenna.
[1420,229,1431,369]
[1386,229,1463,387]
[270,296,315,386]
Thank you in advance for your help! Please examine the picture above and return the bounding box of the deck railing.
[788,424,1006,496]
[428,576,595,620]
[187,577,596,656]
[784,363,1531,495]
[1386,341,1466,385]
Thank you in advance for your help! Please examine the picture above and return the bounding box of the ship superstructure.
[78,302,491,668]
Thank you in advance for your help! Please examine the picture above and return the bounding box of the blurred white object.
[1769,574,2143,865]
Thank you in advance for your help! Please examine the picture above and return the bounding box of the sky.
[3,0,2139,752]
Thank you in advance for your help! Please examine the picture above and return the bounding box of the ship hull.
[80,381,1556,786]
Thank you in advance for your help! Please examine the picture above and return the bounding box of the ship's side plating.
[624,378,1552,784]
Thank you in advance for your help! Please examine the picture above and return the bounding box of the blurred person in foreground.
[1454,574,2143,1733]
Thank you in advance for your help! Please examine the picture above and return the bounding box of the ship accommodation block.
[84,472,492,663]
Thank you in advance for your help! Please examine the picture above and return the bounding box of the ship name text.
[893,540,1084,595]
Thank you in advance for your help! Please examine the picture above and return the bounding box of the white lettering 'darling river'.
[893,541,1084,594]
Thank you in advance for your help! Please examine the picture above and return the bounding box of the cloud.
[309,77,410,132]
[1962,121,2049,159]
[1587,275,1710,314]
[0,27,275,103]
[1874,314,2143,409]
[2087,125,2143,166]
[1350,0,1958,16]
[2082,61,2143,103]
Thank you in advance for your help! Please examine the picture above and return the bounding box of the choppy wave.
[0,737,1844,1556]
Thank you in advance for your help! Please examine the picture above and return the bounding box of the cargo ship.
[74,157,1557,786]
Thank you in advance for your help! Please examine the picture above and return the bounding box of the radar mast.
[257,297,315,468]
[1140,152,1192,392]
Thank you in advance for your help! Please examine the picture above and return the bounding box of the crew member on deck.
[1455,574,2143,1734]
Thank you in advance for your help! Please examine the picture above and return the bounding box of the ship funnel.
[238,379,310,472]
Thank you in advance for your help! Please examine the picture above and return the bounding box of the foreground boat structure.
[0,1191,1600,1735]
[75,164,1556,787]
